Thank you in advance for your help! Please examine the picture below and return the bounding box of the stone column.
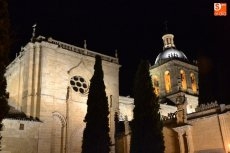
[173,127,185,153]
[124,116,130,153]
[175,94,187,125]
[178,131,185,153]
[34,42,42,118]
[17,57,22,110]
[26,43,35,116]
[185,126,194,153]
[218,114,230,153]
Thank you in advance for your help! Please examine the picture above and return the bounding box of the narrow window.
[152,75,160,96]
[19,123,24,130]
[190,73,197,93]
[180,70,187,90]
[164,71,171,93]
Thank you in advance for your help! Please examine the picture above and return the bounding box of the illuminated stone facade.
[2,33,230,153]
[150,34,199,114]
[164,102,230,153]
[1,118,40,153]
[117,34,230,153]
[3,36,120,153]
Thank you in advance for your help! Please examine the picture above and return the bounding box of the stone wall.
[190,115,224,152]
[163,125,180,153]
[4,38,120,153]
[1,119,40,153]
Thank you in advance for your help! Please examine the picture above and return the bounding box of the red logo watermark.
[214,3,227,16]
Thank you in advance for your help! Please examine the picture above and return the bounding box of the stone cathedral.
[1,31,230,153]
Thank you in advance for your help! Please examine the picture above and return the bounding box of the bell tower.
[150,33,199,113]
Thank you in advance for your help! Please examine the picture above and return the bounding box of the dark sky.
[8,0,230,104]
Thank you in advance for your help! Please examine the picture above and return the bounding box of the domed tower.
[150,33,199,113]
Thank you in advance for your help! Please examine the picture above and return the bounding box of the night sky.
[8,0,230,104]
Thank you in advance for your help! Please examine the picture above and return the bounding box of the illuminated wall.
[1,119,40,153]
[4,38,120,153]
[150,60,199,114]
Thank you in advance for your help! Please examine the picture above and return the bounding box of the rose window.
[70,76,89,94]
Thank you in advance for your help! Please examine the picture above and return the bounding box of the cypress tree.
[130,60,164,153]
[82,55,111,153]
[0,0,10,130]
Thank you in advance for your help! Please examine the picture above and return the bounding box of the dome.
[155,48,188,64]
[154,33,188,64]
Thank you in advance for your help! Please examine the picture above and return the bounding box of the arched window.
[180,70,187,90]
[190,73,197,93]
[51,112,66,153]
[164,71,171,93]
[152,75,160,96]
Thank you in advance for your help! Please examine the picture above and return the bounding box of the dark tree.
[130,60,165,153]
[82,55,111,153]
[0,0,10,130]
